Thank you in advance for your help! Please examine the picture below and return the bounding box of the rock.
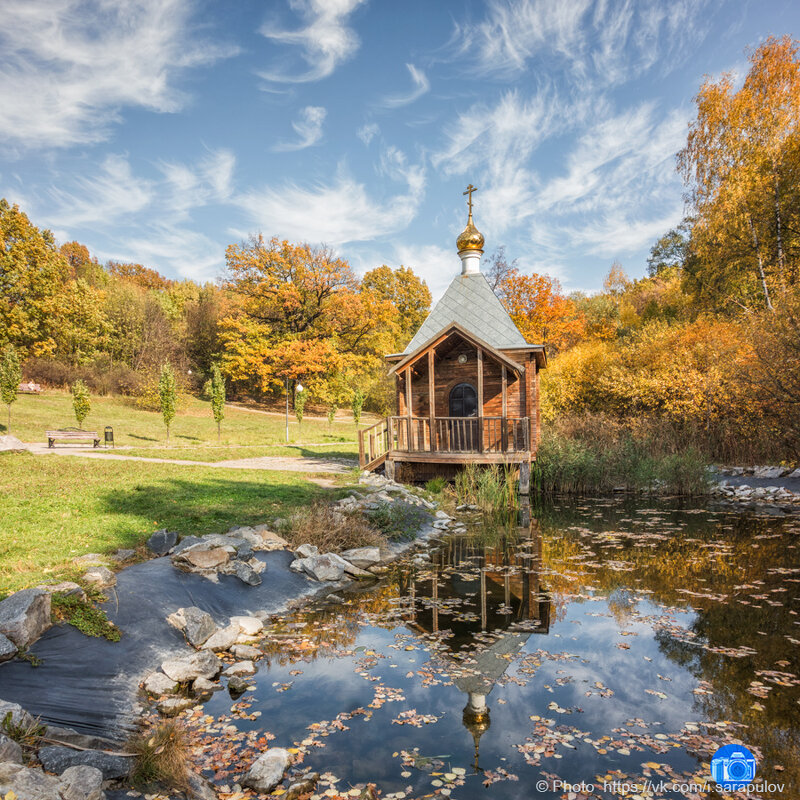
[252,528,289,551]
[753,465,788,479]
[339,547,381,568]
[227,675,250,694]
[192,677,221,694]
[223,660,256,677]
[201,624,239,652]
[220,559,262,586]
[0,632,17,662]
[72,553,109,566]
[173,546,230,571]
[286,772,320,800]
[60,764,105,800]
[0,588,52,648]
[0,700,37,729]
[0,434,26,452]
[787,468,800,479]
[157,697,196,716]
[243,747,290,793]
[37,582,87,602]
[161,650,222,682]
[294,544,319,559]
[0,761,65,799]
[187,770,218,800]
[142,671,179,695]
[172,535,203,554]
[294,554,345,582]
[41,726,116,753]
[231,644,261,659]
[230,616,264,636]
[82,566,116,588]
[147,529,178,555]
[0,733,23,763]
[110,548,135,563]
[166,607,217,647]
[37,745,131,780]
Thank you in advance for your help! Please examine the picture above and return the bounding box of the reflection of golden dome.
[456,213,485,252]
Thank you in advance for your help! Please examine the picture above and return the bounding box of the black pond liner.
[0,550,316,741]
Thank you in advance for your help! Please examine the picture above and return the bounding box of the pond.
[179,499,800,800]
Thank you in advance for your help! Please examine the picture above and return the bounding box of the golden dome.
[456,213,485,252]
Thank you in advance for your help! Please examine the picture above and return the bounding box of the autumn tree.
[361,265,431,345]
[678,36,800,312]
[71,380,90,428]
[108,261,174,291]
[0,199,69,355]
[0,345,22,433]
[495,268,586,353]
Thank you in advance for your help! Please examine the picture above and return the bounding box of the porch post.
[405,366,413,450]
[501,364,508,452]
[428,349,435,452]
[477,347,484,453]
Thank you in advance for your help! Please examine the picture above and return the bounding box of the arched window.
[449,382,478,417]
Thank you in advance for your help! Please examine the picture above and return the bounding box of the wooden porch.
[358,415,533,472]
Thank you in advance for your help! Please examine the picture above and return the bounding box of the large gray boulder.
[142,671,179,695]
[0,632,17,662]
[161,650,222,682]
[201,624,239,653]
[166,606,217,647]
[293,544,319,559]
[0,588,52,648]
[0,700,37,729]
[147,529,178,555]
[0,761,65,800]
[243,747,290,793]
[339,547,381,568]
[0,732,23,764]
[37,745,130,779]
[60,764,105,800]
[172,546,230,572]
[291,554,344,582]
[81,566,116,589]
[220,559,262,586]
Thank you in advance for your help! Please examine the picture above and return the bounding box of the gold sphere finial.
[457,184,485,252]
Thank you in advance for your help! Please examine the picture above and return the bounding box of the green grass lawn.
[0,452,329,596]
[3,392,373,449]
[119,443,359,462]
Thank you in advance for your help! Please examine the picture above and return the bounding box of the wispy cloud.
[159,149,236,219]
[274,106,327,151]
[448,0,715,86]
[380,64,430,108]
[235,159,425,245]
[0,0,236,150]
[357,123,380,145]
[391,243,455,299]
[259,0,367,83]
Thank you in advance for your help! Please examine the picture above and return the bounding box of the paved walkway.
[22,442,356,473]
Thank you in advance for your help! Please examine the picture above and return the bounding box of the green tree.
[71,380,91,428]
[361,264,431,345]
[294,385,306,430]
[327,404,338,428]
[210,362,226,444]
[0,345,22,433]
[352,387,365,427]
[158,363,177,444]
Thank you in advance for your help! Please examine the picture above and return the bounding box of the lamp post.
[285,378,303,443]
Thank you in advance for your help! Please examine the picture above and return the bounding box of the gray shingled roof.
[403,272,528,354]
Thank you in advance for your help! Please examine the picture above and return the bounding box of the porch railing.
[359,418,390,470]
[389,416,530,455]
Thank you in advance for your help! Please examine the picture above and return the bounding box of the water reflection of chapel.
[398,514,551,768]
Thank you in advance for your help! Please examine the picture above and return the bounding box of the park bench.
[46,428,101,448]
[18,382,42,394]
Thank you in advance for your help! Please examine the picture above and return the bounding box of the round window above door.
[449,383,478,417]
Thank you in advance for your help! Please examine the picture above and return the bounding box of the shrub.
[424,476,447,495]
[454,463,518,512]
[367,501,429,541]
[71,379,91,427]
[288,502,385,552]
[129,720,190,793]
[51,592,121,641]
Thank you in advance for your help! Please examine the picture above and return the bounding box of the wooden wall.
[395,339,529,418]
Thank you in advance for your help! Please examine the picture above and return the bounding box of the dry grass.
[128,719,190,793]
[287,502,386,552]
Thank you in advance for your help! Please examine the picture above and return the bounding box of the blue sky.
[1,0,797,298]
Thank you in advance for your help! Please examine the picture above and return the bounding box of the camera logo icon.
[710,744,757,788]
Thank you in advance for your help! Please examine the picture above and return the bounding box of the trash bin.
[104,426,114,448]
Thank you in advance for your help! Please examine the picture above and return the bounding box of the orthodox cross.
[463,183,478,216]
